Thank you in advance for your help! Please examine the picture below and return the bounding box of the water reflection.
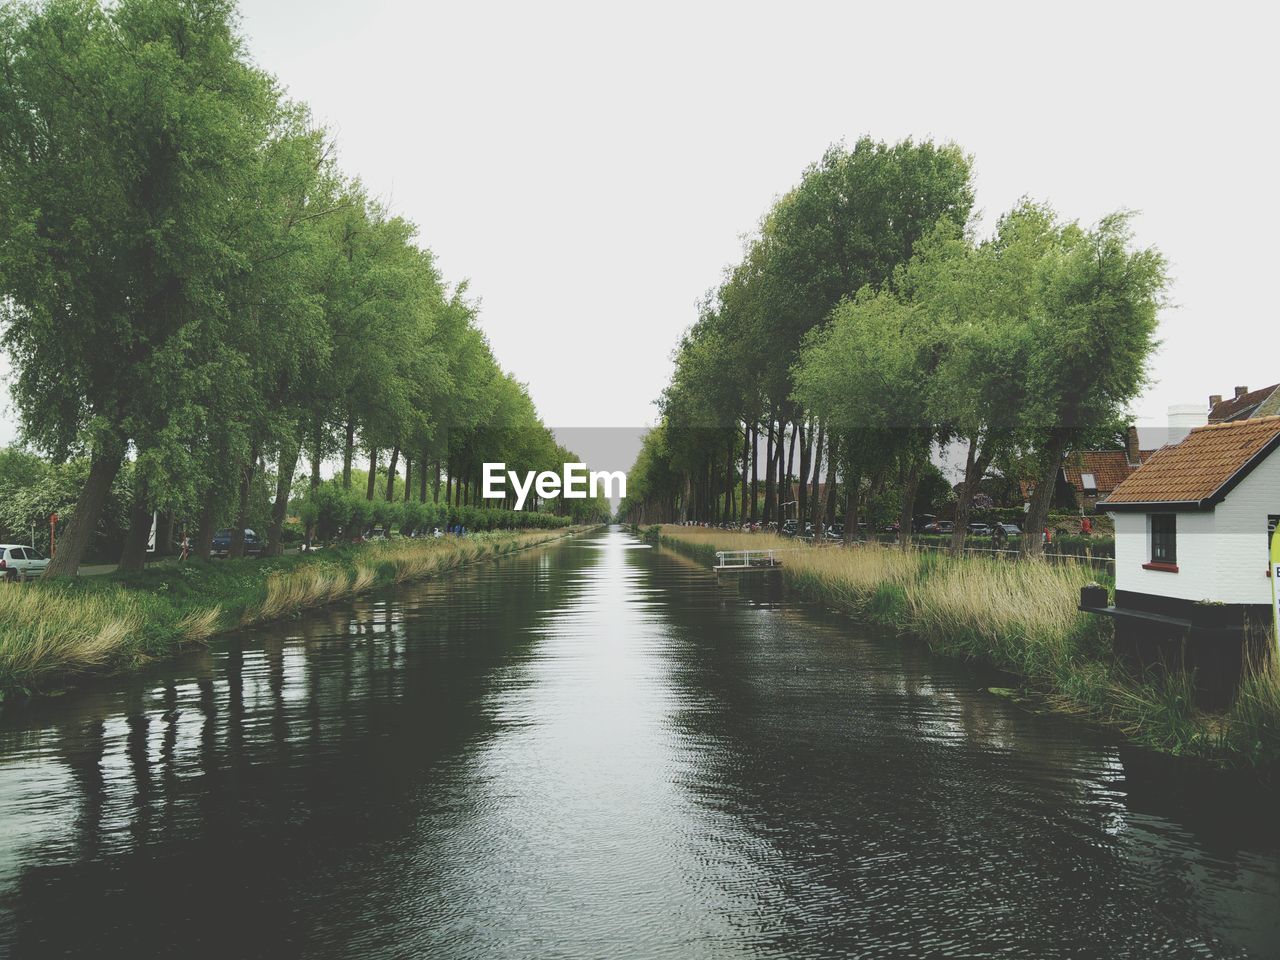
[0,528,1275,958]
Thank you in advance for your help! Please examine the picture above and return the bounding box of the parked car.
[824,524,845,541]
[912,514,937,533]
[937,520,954,534]
[210,529,262,558]
[994,523,1022,539]
[0,545,49,581]
[967,522,993,536]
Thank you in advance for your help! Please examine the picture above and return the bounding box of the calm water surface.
[0,527,1277,957]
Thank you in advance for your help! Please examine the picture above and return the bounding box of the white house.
[1087,416,1280,702]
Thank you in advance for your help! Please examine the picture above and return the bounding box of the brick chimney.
[1126,425,1141,466]
[1235,385,1250,399]
[1209,394,1223,409]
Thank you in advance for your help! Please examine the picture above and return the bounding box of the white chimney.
[1168,404,1209,445]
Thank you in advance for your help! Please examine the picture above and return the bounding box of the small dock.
[714,549,784,573]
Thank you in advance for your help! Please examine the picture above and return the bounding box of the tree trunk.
[814,422,824,527]
[785,419,798,500]
[750,423,758,522]
[385,445,400,501]
[763,417,775,523]
[195,484,219,559]
[306,427,322,548]
[341,420,355,490]
[842,470,860,544]
[773,421,787,522]
[1022,429,1070,558]
[797,420,811,524]
[726,442,737,521]
[432,460,441,503]
[823,432,839,527]
[420,451,430,502]
[117,490,153,573]
[45,443,125,578]
[950,437,994,556]
[229,446,259,559]
[159,512,175,557]
[267,439,299,557]
[365,446,378,500]
[403,456,412,502]
[898,455,923,549]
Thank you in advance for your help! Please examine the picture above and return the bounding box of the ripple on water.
[0,528,1275,958]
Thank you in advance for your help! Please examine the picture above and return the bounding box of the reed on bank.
[658,526,1280,767]
[0,528,585,701]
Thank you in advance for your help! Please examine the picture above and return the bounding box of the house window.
[1151,514,1177,564]
[1081,473,1098,494]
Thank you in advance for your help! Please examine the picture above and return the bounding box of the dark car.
[210,528,262,557]
[824,524,845,541]
[967,522,993,536]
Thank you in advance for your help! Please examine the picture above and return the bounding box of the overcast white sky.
[5,1,1275,462]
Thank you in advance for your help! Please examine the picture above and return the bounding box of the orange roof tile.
[1101,416,1280,510]
[1063,450,1137,495]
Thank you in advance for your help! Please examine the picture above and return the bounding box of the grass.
[0,528,587,701]
[660,526,1280,768]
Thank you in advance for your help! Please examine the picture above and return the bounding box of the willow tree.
[906,204,1064,553]
[1017,211,1168,557]
[0,0,277,575]
[794,289,933,545]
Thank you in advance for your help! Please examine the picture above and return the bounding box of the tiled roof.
[1062,450,1138,495]
[1101,416,1280,509]
[1209,384,1278,422]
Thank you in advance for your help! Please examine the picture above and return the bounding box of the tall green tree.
[0,0,277,574]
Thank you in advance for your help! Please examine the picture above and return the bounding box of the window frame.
[1145,513,1179,571]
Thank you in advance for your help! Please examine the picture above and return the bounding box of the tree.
[1017,211,1168,556]
[0,0,277,575]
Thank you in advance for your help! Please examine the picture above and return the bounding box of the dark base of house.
[1080,587,1271,709]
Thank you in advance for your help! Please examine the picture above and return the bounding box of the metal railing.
[714,549,784,570]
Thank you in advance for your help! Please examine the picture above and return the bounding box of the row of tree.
[0,0,601,574]
[618,137,1169,556]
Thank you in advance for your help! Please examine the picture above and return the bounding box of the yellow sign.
[1273,525,1280,655]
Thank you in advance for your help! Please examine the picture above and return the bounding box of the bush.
[297,481,575,540]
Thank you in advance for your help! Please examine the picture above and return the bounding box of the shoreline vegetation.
[0,527,594,704]
[655,526,1280,771]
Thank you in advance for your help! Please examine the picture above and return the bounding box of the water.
[0,527,1276,958]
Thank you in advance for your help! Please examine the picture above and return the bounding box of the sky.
[4,1,1276,469]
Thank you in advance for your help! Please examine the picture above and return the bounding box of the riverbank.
[0,527,593,702]
[657,526,1280,769]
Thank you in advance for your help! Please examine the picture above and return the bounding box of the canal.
[0,527,1276,957]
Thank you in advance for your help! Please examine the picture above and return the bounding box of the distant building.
[1060,427,1156,510]
[1083,416,1280,703]
[1208,384,1280,423]
[1022,427,1155,512]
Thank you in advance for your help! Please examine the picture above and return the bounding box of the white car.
[0,545,50,580]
